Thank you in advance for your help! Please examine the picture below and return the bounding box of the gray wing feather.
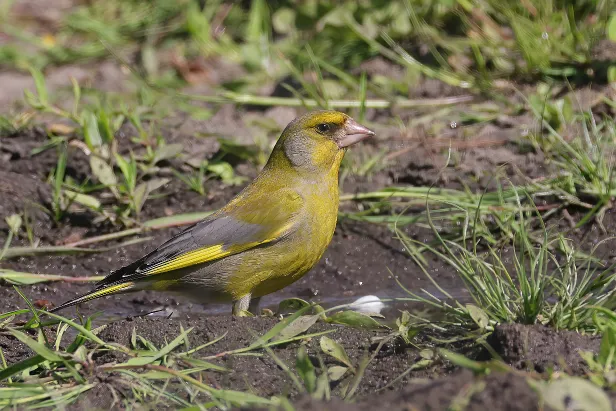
[97,212,274,286]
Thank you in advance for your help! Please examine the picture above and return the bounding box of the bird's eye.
[316,123,331,133]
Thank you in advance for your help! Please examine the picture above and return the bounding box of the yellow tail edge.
[49,282,135,313]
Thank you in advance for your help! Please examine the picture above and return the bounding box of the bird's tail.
[49,282,135,313]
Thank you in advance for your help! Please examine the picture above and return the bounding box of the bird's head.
[268,110,375,175]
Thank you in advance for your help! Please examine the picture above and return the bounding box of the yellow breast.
[226,167,340,299]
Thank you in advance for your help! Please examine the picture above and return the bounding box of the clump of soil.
[487,323,601,374]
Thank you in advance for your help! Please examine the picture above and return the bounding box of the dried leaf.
[33,299,52,309]
[327,365,348,381]
[142,43,159,77]
[5,214,22,235]
[47,123,75,135]
[466,304,490,330]
[90,156,117,187]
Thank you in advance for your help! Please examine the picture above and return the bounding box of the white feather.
[349,295,385,314]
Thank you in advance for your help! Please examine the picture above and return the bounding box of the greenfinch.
[51,110,375,315]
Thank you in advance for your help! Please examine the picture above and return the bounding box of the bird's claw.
[234,309,254,317]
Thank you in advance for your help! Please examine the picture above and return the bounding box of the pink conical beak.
[337,118,375,148]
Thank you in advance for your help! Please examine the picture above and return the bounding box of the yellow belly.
[223,162,341,300]
[225,210,337,300]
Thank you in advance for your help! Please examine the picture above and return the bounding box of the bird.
[50,110,375,316]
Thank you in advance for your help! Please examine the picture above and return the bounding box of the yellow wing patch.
[89,282,134,298]
[146,244,231,275]
[144,220,296,276]
[144,212,294,276]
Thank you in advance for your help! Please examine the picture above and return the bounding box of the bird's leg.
[232,294,252,316]
[248,296,261,314]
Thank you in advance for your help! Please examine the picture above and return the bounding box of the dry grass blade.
[0,269,104,285]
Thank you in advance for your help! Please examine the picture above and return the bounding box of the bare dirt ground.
[0,315,603,410]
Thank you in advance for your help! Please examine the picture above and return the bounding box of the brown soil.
[95,317,431,397]
[1,315,604,410]
[487,323,601,375]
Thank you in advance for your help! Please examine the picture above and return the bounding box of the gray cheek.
[284,137,312,168]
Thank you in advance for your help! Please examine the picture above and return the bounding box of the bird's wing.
[49,188,304,313]
[99,187,305,286]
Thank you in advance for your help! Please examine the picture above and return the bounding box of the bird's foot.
[235,309,254,317]
[232,294,252,316]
